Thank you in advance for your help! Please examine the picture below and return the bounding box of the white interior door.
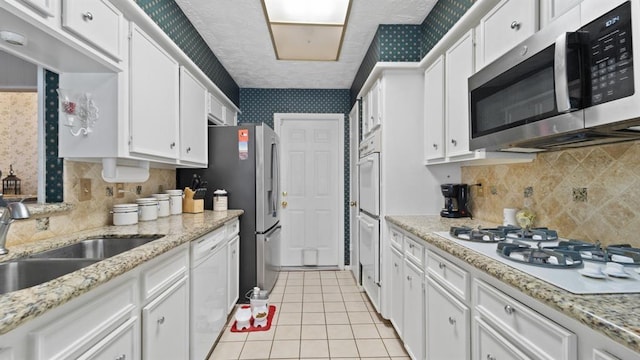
[349,104,360,280]
[276,113,344,267]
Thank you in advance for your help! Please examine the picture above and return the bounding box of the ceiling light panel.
[271,24,343,60]
[263,0,350,24]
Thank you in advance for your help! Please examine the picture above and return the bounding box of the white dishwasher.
[190,230,227,360]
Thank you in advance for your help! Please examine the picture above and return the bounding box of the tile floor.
[209,270,410,359]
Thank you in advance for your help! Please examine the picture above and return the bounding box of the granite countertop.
[386,215,640,354]
[0,209,243,335]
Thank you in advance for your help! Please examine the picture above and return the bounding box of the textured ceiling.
[174,0,435,89]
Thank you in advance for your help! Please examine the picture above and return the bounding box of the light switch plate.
[79,178,91,201]
[116,183,124,198]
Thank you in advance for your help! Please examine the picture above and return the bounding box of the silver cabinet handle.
[394,262,398,268]
[158,316,165,324]
[448,316,456,325]
[510,21,521,30]
[504,305,515,315]
[115,355,126,360]
[438,262,446,269]
[83,12,93,21]
[433,143,438,149]
[451,139,457,146]
[170,142,176,149]
[406,275,412,281]
[487,355,496,360]
[409,243,414,249]
[186,147,191,153]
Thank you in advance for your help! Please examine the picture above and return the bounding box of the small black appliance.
[440,183,470,218]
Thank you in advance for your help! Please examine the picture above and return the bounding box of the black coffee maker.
[440,183,470,218]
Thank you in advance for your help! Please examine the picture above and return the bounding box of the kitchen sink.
[0,259,99,295]
[28,235,164,260]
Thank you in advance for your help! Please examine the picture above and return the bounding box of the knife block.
[182,187,204,213]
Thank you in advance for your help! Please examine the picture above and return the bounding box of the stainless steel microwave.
[469,0,640,152]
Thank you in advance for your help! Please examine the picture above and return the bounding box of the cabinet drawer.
[474,280,576,360]
[426,278,470,360]
[141,245,189,302]
[474,316,531,360]
[593,349,621,360]
[389,227,403,251]
[30,279,136,360]
[226,219,240,236]
[62,0,123,60]
[77,317,138,360]
[427,250,469,301]
[403,235,424,267]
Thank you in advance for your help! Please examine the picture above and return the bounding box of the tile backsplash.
[462,140,640,247]
[7,160,176,247]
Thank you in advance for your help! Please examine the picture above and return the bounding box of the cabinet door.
[142,277,189,360]
[227,235,240,312]
[179,67,208,165]
[62,0,123,60]
[474,317,531,360]
[477,0,537,68]
[20,0,56,17]
[403,260,424,360]
[390,246,404,336]
[224,106,237,126]
[427,278,470,360]
[540,0,582,28]
[424,55,445,161]
[77,317,138,360]
[361,91,370,136]
[445,30,474,157]
[130,25,180,160]
[370,79,382,129]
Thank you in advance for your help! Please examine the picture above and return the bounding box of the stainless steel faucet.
[0,201,31,255]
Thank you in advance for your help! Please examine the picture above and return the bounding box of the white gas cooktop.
[435,232,640,294]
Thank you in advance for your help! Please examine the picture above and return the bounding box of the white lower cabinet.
[474,316,531,360]
[142,277,189,360]
[390,246,404,336]
[227,235,240,312]
[77,317,138,360]
[426,278,470,360]
[403,259,425,360]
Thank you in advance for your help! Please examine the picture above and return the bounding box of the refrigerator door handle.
[270,141,280,216]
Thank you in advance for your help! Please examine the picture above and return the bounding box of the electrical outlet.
[477,185,484,197]
[79,178,91,201]
[135,186,142,195]
[116,183,124,198]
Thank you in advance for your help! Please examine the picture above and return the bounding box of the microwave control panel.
[584,1,634,106]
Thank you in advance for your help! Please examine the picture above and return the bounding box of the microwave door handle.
[555,32,575,113]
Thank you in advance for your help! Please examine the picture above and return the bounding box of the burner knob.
[504,304,515,315]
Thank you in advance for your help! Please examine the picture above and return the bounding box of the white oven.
[358,211,380,310]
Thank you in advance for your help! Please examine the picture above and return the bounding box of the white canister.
[152,193,170,217]
[503,208,519,226]
[137,198,159,221]
[166,189,183,215]
[112,203,139,226]
[213,189,228,211]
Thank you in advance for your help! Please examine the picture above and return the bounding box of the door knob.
[350,201,357,207]
[281,201,288,208]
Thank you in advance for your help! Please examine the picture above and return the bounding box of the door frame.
[274,113,345,269]
[348,102,360,276]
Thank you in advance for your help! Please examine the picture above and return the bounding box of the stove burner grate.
[505,227,558,241]
[553,240,640,265]
[449,226,506,243]
[497,242,583,268]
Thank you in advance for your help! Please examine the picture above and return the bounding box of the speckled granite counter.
[0,209,243,335]
[386,215,640,354]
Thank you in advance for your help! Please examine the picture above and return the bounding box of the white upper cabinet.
[476,0,538,70]
[129,24,180,161]
[539,0,583,29]
[445,29,475,158]
[179,66,208,166]
[361,78,382,138]
[62,0,124,60]
[424,55,446,162]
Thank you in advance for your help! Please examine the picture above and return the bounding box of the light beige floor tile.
[321,285,341,293]
[301,324,327,339]
[239,340,272,359]
[287,279,304,286]
[356,338,389,357]
[351,324,380,339]
[338,278,356,286]
[383,338,408,357]
[390,357,411,359]
[325,312,350,324]
[361,292,373,302]
[219,327,249,342]
[370,311,386,323]
[365,301,376,311]
[320,272,336,279]
[326,324,353,339]
[270,339,300,358]
[320,278,339,286]
[282,293,303,303]
[304,272,320,279]
[303,302,324,313]
[361,358,391,360]
[342,292,365,302]
[375,322,399,339]
[287,272,304,279]
[328,339,359,358]
[323,301,346,312]
[246,327,276,341]
[344,301,368,312]
[302,312,326,325]
[209,341,244,359]
[279,302,303,313]
[339,285,361,293]
[348,311,374,324]
[274,325,301,340]
[277,312,302,325]
[300,339,330,358]
[304,279,321,285]
[270,293,284,302]
[336,271,353,279]
[322,292,343,302]
[303,293,324,302]
[284,285,303,294]
[303,285,322,294]
[271,285,285,294]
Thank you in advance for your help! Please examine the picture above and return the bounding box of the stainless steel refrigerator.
[177,123,281,299]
